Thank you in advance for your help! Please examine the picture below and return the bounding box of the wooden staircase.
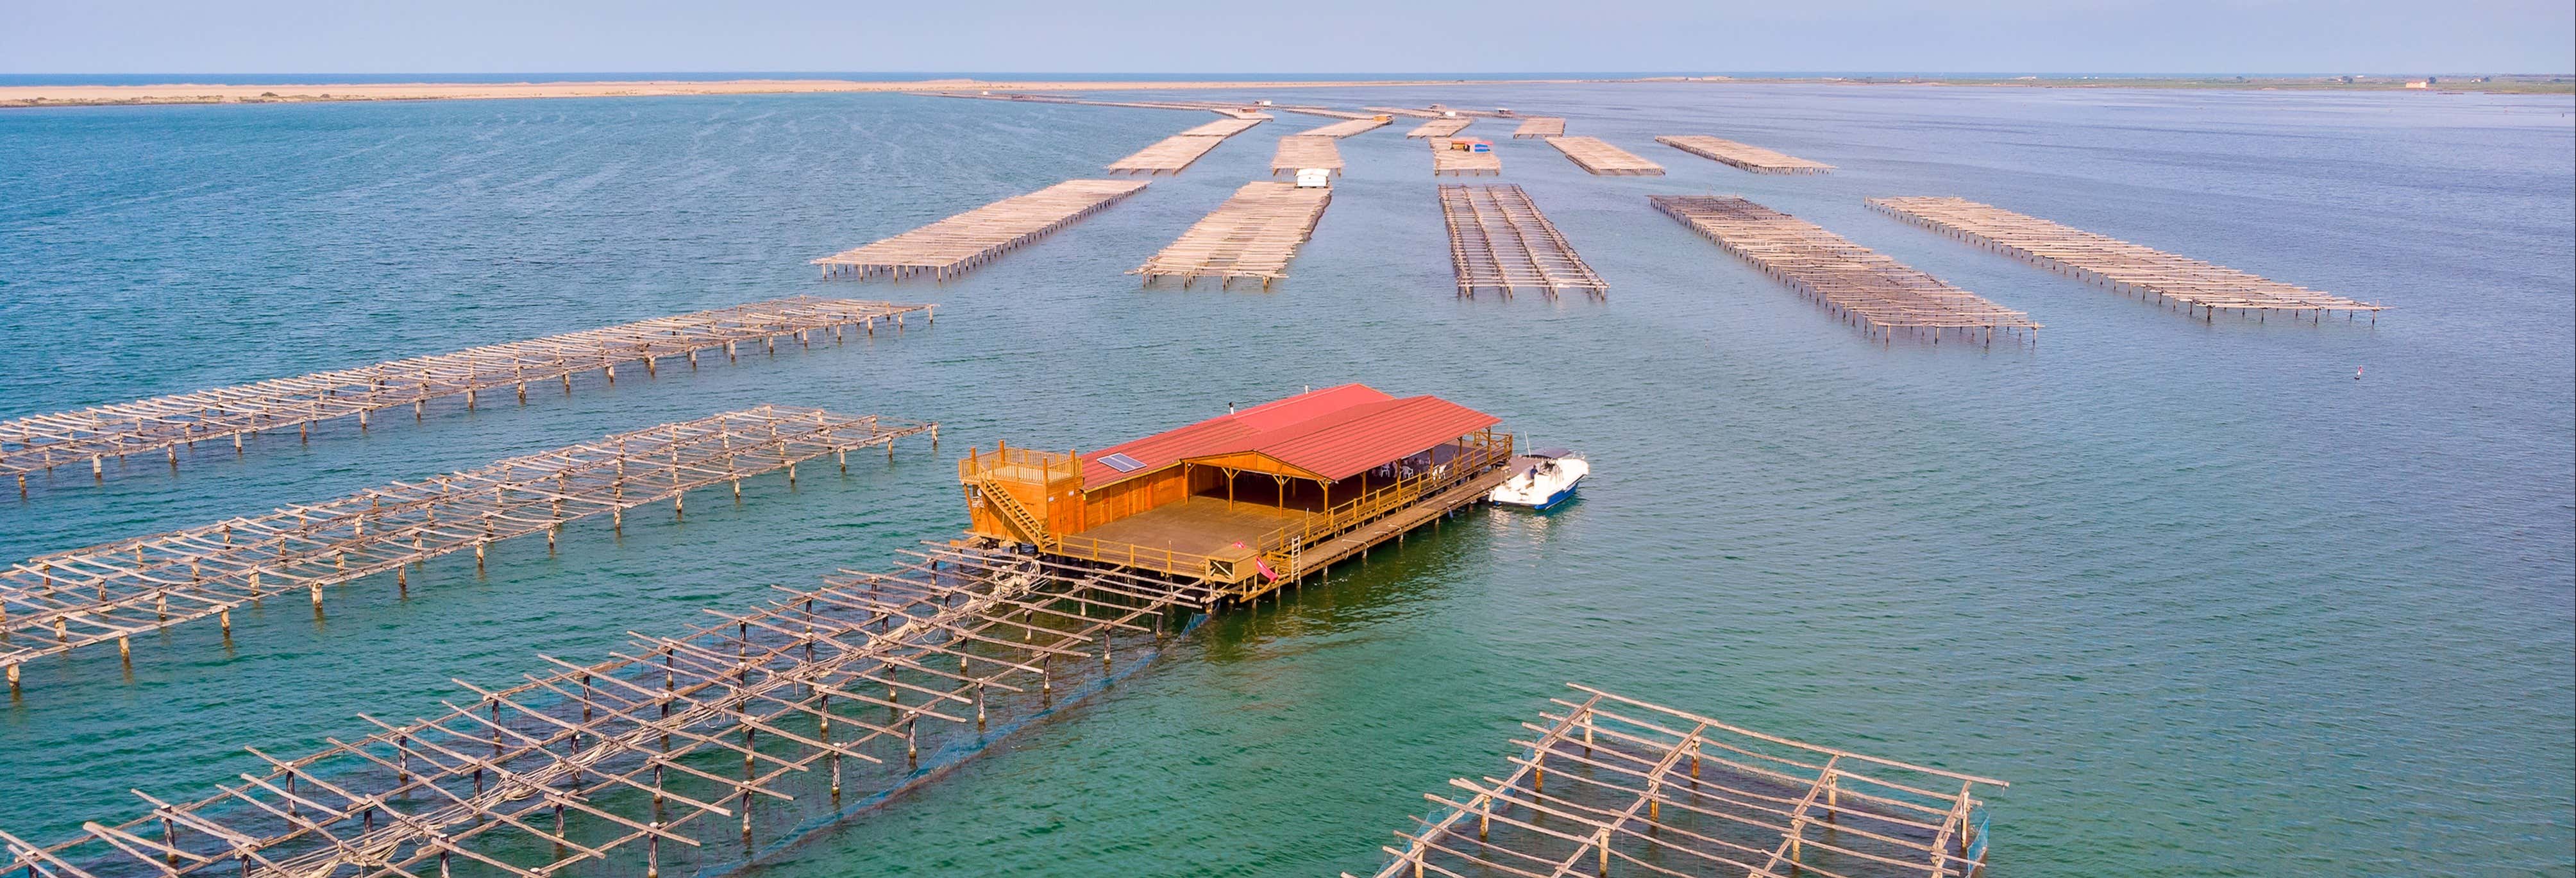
[976,477,1055,551]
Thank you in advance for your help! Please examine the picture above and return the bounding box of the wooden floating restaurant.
[1351,684,2009,878]
[1651,195,2040,344]
[1107,117,1268,175]
[1545,135,1667,176]
[957,384,1517,604]
[4,543,1207,878]
[0,297,930,495]
[1270,135,1345,176]
[1133,182,1334,289]
[1866,196,2384,321]
[0,405,934,691]
[1431,139,1503,177]
[812,180,1147,280]
[1658,135,1837,174]
[1511,116,1567,139]
[1440,184,1610,299]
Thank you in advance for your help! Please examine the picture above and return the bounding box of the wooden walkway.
[1351,685,2008,878]
[0,297,931,495]
[1511,116,1565,138]
[0,406,934,688]
[1440,185,1608,299]
[1544,136,1665,176]
[812,180,1147,280]
[1134,182,1333,289]
[1430,140,1502,176]
[8,545,1213,878]
[1299,117,1392,138]
[1407,117,1472,139]
[1867,196,2384,321]
[1365,106,1444,119]
[1651,195,2039,342]
[1106,117,1267,175]
[1657,135,1836,174]
[1270,136,1344,176]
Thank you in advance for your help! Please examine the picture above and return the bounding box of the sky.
[3,0,2570,76]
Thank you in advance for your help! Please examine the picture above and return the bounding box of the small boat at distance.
[1489,448,1587,510]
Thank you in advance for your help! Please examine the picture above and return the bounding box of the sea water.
[0,82,2568,875]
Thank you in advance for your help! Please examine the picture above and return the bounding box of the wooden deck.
[1107,117,1267,175]
[1651,195,2040,343]
[0,297,930,494]
[1407,117,1473,139]
[812,180,1147,280]
[0,406,934,687]
[1430,139,1502,176]
[1440,184,1608,299]
[1511,116,1566,138]
[1134,182,1333,289]
[1299,117,1392,138]
[1066,496,1306,566]
[1656,135,1835,174]
[1867,196,2384,320]
[1544,135,1665,175]
[1270,135,1344,176]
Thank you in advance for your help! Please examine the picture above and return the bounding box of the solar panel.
[1099,453,1147,473]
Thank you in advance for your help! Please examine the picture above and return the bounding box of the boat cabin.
[957,384,1513,599]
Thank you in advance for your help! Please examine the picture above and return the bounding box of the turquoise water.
[0,83,2569,875]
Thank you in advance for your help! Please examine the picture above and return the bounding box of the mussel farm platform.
[1441,184,1608,299]
[8,543,1208,878]
[1431,140,1502,176]
[1299,117,1393,138]
[1867,196,2383,321]
[1270,135,1344,176]
[1106,117,1267,175]
[1652,195,2038,344]
[812,180,1147,280]
[0,405,935,689]
[1408,117,1473,139]
[1133,182,1333,289]
[1658,134,1836,174]
[1545,135,1665,176]
[1511,116,1566,138]
[0,296,929,495]
[1351,684,2009,878]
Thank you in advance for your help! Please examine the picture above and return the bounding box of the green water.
[0,83,2569,875]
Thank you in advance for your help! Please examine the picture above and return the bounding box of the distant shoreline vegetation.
[1,73,2568,108]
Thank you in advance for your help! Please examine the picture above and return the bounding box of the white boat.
[1489,448,1587,510]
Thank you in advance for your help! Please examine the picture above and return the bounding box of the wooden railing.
[1047,534,1225,579]
[1246,432,1514,575]
[957,444,1079,484]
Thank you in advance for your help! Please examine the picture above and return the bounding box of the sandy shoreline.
[3,74,2564,108]
[0,77,1604,108]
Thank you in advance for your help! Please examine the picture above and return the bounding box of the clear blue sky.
[5,0,2570,75]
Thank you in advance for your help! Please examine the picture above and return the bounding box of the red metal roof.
[1081,384,1499,487]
